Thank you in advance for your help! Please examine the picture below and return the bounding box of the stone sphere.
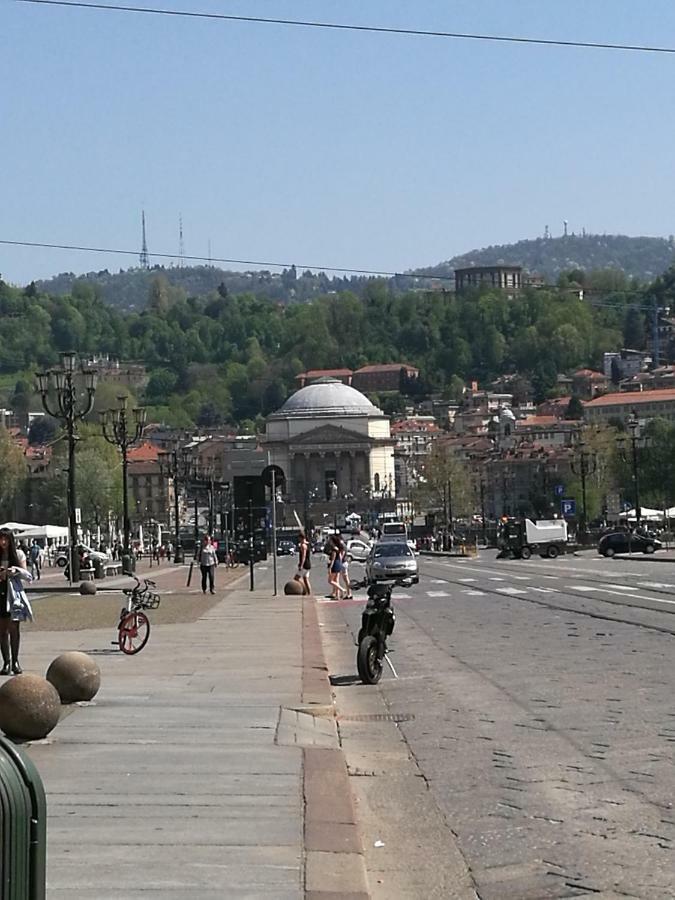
[79,581,97,596]
[46,651,101,704]
[284,579,304,596]
[0,675,61,740]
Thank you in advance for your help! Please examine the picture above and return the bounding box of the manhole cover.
[338,713,415,723]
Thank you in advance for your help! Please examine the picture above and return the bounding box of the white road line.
[600,584,632,591]
[459,578,475,583]
[489,577,505,582]
[430,579,447,584]
[462,590,486,596]
[640,582,675,590]
[427,591,451,598]
[495,587,528,595]
[531,587,560,593]
[569,586,598,592]
[511,575,531,581]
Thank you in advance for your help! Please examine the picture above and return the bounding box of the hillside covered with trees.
[30,234,675,312]
[0,265,670,431]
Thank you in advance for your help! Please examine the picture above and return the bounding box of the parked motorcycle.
[351,578,412,684]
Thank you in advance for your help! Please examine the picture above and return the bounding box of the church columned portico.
[263,378,397,521]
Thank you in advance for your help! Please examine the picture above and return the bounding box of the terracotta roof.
[354,364,419,374]
[573,369,606,379]
[516,416,563,427]
[585,388,675,407]
[392,419,441,433]
[128,441,161,462]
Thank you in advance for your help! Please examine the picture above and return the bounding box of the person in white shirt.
[199,535,218,595]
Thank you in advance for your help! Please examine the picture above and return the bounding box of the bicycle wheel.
[118,611,150,655]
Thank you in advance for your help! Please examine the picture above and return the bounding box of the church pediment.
[291,424,368,446]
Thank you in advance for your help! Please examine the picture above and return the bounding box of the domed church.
[264,378,396,506]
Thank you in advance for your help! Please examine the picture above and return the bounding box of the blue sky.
[3,0,675,284]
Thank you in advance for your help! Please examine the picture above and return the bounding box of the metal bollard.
[0,736,47,899]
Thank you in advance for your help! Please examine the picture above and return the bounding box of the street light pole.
[571,437,597,539]
[36,352,97,583]
[628,411,641,524]
[101,396,146,573]
[158,446,189,563]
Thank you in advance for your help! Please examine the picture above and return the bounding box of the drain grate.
[338,713,415,723]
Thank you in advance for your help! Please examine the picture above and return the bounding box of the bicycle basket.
[142,593,161,610]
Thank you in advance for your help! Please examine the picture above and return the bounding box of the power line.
[14,0,675,56]
[0,237,434,280]
[0,237,661,303]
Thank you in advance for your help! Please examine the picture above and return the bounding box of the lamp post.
[36,352,97,583]
[101,396,146,573]
[158,446,190,563]
[618,410,642,525]
[571,437,597,540]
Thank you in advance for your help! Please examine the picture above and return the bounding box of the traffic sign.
[554,484,565,497]
[561,498,576,517]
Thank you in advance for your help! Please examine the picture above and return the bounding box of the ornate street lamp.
[36,352,97,582]
[158,445,191,563]
[618,410,642,525]
[101,396,146,572]
[571,435,597,539]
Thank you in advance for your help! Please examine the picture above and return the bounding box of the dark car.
[598,530,662,557]
[276,540,296,556]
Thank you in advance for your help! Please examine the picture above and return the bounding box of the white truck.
[497,517,568,559]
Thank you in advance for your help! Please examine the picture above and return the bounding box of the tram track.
[418,559,675,637]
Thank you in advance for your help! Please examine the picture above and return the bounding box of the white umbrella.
[619,507,665,521]
[138,524,144,551]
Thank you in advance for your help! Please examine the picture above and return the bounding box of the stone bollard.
[79,581,97,596]
[46,651,101,704]
[284,579,304,596]
[0,675,61,740]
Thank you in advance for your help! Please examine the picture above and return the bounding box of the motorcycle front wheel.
[357,635,383,685]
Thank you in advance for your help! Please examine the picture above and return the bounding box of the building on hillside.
[454,265,523,292]
[263,378,396,522]
[391,417,441,495]
[536,396,573,419]
[571,369,609,400]
[83,355,149,392]
[583,388,675,424]
[603,349,652,383]
[295,369,353,388]
[514,415,580,448]
[351,364,419,394]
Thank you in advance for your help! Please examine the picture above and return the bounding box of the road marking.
[512,575,531,581]
[459,578,475,583]
[462,590,486,596]
[430,579,447,584]
[531,587,560,593]
[640,582,675,590]
[495,587,528,595]
[427,591,450,598]
[489,577,505,582]
[569,585,599,592]
[600,584,632,591]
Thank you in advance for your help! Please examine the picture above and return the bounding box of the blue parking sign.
[561,499,576,517]
[554,484,565,496]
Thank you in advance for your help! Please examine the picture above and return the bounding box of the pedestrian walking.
[326,534,346,600]
[199,535,218,595]
[296,530,312,595]
[0,528,33,675]
[28,540,41,581]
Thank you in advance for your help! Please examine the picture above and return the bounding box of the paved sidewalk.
[6,563,368,899]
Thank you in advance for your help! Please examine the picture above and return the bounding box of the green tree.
[0,427,27,518]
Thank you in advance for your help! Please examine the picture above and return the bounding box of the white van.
[381,521,407,541]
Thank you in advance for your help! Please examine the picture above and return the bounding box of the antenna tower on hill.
[179,214,185,267]
[139,210,149,269]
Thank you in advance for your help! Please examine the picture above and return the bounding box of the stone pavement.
[7,561,369,899]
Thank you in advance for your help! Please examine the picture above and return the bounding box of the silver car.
[365,541,419,583]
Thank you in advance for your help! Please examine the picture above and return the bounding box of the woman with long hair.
[326,534,346,600]
[0,528,32,675]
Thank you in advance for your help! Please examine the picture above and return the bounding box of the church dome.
[270,378,383,419]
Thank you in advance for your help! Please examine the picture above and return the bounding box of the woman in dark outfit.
[0,528,31,675]
[296,531,312,595]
